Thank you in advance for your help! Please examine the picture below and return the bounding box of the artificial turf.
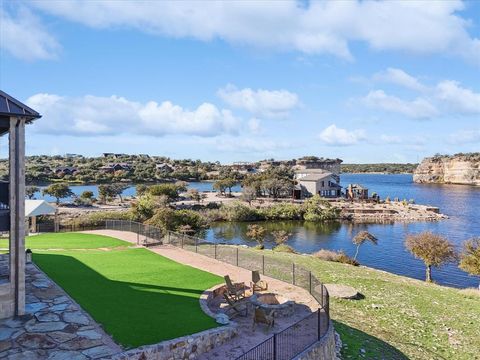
[0,232,130,250]
[30,234,222,348]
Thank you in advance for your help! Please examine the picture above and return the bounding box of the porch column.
[9,117,26,316]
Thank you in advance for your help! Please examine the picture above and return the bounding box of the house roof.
[25,200,56,217]
[295,168,330,174]
[0,90,41,136]
[0,90,41,121]
[298,173,333,181]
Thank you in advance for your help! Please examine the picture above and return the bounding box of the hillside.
[248,249,480,360]
[414,153,480,186]
[341,163,417,174]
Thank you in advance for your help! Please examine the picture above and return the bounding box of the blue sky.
[1,0,479,163]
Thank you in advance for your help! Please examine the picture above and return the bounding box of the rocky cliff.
[413,153,480,186]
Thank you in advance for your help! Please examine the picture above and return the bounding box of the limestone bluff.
[414,153,480,186]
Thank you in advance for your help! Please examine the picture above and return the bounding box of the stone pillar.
[9,117,26,316]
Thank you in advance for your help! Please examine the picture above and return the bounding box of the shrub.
[313,249,340,262]
[146,208,208,234]
[273,244,296,253]
[221,202,261,221]
[72,210,132,227]
[258,203,303,220]
[313,249,359,266]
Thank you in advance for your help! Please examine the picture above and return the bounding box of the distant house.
[294,170,341,199]
[102,153,115,158]
[346,184,368,200]
[65,153,82,158]
[156,163,174,174]
[54,166,78,176]
[99,163,131,173]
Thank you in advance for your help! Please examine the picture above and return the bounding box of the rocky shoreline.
[414,153,480,186]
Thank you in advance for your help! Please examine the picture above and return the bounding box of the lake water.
[33,175,479,288]
[205,174,480,289]
[33,181,242,202]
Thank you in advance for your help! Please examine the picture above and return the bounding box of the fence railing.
[169,234,330,360]
[35,219,330,360]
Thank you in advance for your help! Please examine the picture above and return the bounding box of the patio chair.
[224,275,246,301]
[251,270,268,293]
[252,306,275,332]
[222,293,248,319]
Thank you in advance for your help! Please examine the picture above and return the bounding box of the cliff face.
[413,153,480,186]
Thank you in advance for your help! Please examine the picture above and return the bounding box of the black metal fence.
[35,219,330,360]
[163,231,330,360]
[105,219,164,246]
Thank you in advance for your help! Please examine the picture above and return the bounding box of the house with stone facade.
[294,169,342,199]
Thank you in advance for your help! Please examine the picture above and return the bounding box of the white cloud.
[214,137,293,153]
[373,68,427,92]
[29,0,480,63]
[247,118,261,134]
[448,129,480,144]
[217,85,299,118]
[26,93,239,137]
[436,81,480,114]
[0,7,60,61]
[379,134,403,144]
[362,90,438,119]
[318,124,366,146]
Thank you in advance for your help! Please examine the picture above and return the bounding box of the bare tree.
[246,224,266,249]
[272,230,291,246]
[459,237,480,290]
[352,231,378,260]
[405,231,456,282]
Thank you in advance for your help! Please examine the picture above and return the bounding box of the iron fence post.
[318,309,321,341]
[182,235,184,249]
[273,333,277,359]
[262,255,265,275]
[309,271,312,294]
[236,247,239,266]
[214,243,217,259]
[292,263,295,285]
[195,237,198,253]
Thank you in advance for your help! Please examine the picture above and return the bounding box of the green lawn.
[0,232,131,250]
[31,233,222,348]
[247,249,480,360]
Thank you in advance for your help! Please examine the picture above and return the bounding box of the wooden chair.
[222,293,248,319]
[224,275,246,301]
[251,270,268,293]
[252,306,275,332]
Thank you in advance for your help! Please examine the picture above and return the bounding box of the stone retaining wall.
[293,320,337,360]
[111,324,238,360]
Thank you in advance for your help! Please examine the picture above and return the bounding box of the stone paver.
[0,255,121,359]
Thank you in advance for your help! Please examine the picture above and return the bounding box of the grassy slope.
[0,232,131,250]
[30,234,222,348]
[255,250,479,360]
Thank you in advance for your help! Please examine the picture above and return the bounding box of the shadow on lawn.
[32,252,220,349]
[334,320,409,360]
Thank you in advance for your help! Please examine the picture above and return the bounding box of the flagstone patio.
[0,255,121,359]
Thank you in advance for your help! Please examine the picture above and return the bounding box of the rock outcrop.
[413,153,480,186]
